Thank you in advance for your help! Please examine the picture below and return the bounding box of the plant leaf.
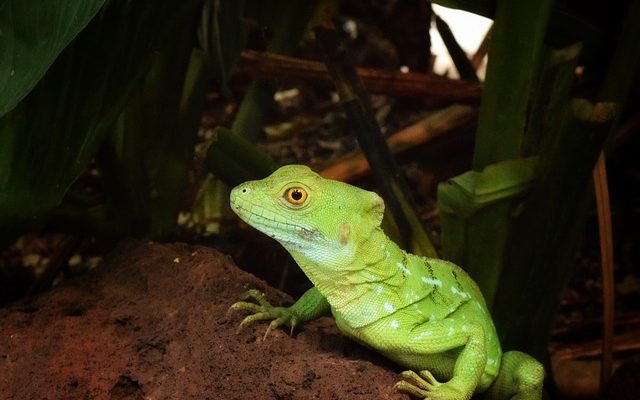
[0,0,106,118]
[0,0,204,242]
[200,0,247,96]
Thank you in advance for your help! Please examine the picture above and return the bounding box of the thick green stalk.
[438,0,554,305]
[473,0,554,169]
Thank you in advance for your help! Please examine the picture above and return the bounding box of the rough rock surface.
[0,241,408,400]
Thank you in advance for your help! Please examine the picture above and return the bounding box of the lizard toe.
[396,369,469,400]
[243,289,272,307]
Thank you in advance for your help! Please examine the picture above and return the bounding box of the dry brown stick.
[319,104,477,182]
[552,311,640,337]
[593,151,615,387]
[551,329,640,361]
[471,25,493,71]
[434,14,479,82]
[237,50,481,103]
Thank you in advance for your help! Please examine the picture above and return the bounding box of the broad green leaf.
[99,44,208,238]
[0,0,106,118]
[438,157,539,219]
[0,0,204,242]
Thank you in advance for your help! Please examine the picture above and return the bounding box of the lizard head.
[230,165,384,265]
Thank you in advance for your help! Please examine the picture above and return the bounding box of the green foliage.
[0,0,105,117]
[438,157,538,298]
[494,0,640,357]
[437,0,640,359]
[437,0,554,309]
[0,0,324,244]
[204,126,276,186]
[98,26,208,238]
[199,0,247,97]
[0,0,205,242]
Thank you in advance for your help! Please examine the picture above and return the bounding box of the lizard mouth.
[230,188,326,247]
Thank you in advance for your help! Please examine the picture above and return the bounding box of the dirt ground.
[0,241,408,400]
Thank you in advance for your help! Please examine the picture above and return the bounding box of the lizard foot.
[394,370,467,400]
[228,289,299,340]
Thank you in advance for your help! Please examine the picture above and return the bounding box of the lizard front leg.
[371,318,487,400]
[229,286,330,338]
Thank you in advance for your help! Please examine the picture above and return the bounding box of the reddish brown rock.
[0,241,408,399]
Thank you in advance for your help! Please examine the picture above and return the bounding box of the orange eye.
[285,187,307,205]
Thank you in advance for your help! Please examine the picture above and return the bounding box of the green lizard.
[229,165,544,400]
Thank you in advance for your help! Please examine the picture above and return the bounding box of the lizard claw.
[404,369,440,389]
[394,369,441,398]
[395,369,467,400]
[229,289,299,339]
[243,289,272,306]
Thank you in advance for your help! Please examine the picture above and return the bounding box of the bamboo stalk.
[320,104,477,182]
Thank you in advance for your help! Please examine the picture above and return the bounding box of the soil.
[0,240,408,400]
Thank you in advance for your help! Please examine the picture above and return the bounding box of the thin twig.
[593,151,615,388]
[471,25,492,71]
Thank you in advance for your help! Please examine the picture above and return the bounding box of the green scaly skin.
[229,165,544,400]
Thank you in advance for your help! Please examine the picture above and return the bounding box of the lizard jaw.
[230,191,326,250]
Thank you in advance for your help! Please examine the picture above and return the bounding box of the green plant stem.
[440,0,553,306]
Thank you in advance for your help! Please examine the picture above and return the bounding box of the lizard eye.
[285,187,307,205]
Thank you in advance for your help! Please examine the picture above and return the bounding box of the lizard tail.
[484,351,544,400]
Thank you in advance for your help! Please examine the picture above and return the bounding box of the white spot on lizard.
[475,300,487,314]
[390,319,400,329]
[416,330,433,339]
[421,276,442,287]
[451,286,470,299]
[396,262,411,275]
[383,302,396,313]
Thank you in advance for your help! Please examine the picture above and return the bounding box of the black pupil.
[291,189,303,201]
